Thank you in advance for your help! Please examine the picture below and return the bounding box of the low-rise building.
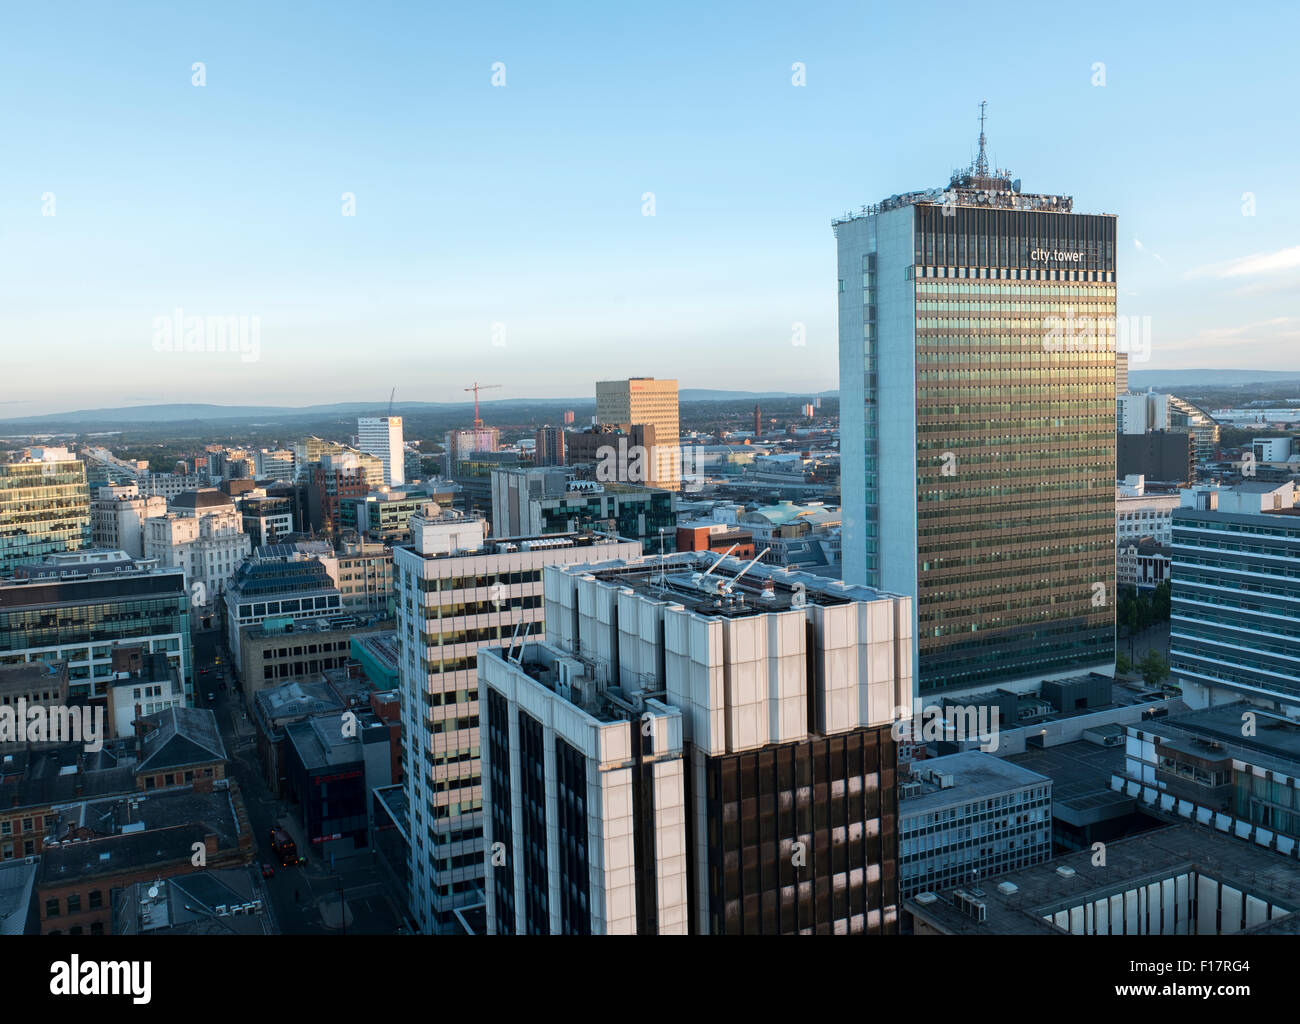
[224,557,343,670]
[899,751,1053,898]
[105,651,185,739]
[283,711,394,861]
[37,781,253,935]
[908,823,1300,935]
[237,614,390,708]
[0,662,70,753]
[114,868,271,935]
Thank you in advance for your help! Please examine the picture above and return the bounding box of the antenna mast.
[975,100,989,178]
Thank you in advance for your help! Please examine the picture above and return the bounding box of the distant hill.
[0,390,840,430]
[1129,369,1300,389]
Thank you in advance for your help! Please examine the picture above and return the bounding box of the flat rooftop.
[902,751,1049,816]
[1008,740,1135,825]
[557,551,900,617]
[906,824,1300,936]
[1137,702,1300,774]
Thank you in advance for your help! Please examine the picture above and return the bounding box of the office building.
[534,426,566,467]
[144,489,252,621]
[0,551,192,701]
[490,467,674,549]
[392,505,640,934]
[292,437,384,485]
[334,539,395,613]
[236,613,389,707]
[445,428,500,473]
[1117,391,1220,464]
[595,378,680,490]
[359,416,406,487]
[253,448,296,481]
[1170,482,1300,712]
[899,751,1052,898]
[104,650,186,738]
[1117,430,1194,485]
[283,710,394,859]
[0,661,70,753]
[89,484,167,559]
[343,483,458,543]
[239,493,296,547]
[1115,351,1128,396]
[835,125,1116,697]
[224,556,343,669]
[1116,483,1180,547]
[0,448,91,575]
[308,452,373,536]
[481,551,912,934]
[479,641,685,934]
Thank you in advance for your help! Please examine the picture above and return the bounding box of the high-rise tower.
[835,110,1117,699]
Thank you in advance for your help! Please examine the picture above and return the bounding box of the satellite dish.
[147,885,159,898]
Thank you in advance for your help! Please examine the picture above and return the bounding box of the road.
[192,629,405,935]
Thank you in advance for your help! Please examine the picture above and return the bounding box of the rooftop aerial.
[833,102,1076,225]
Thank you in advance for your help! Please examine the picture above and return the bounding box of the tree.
[1115,650,1132,675]
[1138,650,1170,688]
[1151,581,1171,622]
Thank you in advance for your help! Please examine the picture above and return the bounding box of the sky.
[2,0,1298,416]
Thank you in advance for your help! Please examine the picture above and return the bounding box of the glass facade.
[0,458,91,575]
[910,205,1117,693]
[0,571,191,698]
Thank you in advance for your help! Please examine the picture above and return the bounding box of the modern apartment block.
[358,416,406,487]
[1170,482,1300,713]
[480,551,913,934]
[392,505,641,934]
[0,551,192,700]
[835,130,1116,699]
[595,378,680,490]
[899,751,1052,898]
[0,447,91,575]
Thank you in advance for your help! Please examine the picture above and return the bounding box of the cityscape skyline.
[3,1,1299,417]
[5,0,1300,968]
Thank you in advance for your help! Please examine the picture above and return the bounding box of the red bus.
[270,828,300,866]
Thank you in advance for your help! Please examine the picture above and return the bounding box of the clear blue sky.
[2,0,1297,415]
